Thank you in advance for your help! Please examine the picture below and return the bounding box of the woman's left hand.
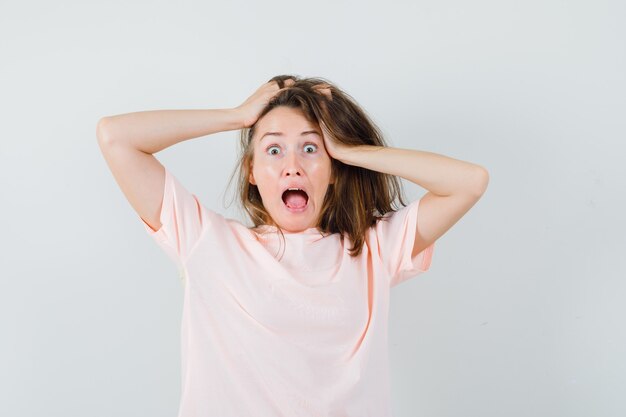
[319,119,353,163]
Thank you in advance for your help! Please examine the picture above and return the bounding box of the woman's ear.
[248,163,256,185]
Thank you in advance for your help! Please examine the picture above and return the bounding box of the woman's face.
[249,106,334,233]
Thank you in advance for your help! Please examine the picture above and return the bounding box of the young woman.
[97,75,489,416]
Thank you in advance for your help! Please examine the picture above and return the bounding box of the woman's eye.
[267,144,317,155]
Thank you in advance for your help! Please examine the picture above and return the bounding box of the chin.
[280,221,312,232]
[274,213,316,231]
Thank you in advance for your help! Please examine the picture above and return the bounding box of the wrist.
[229,107,252,129]
[338,144,381,166]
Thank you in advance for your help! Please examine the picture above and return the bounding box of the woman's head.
[229,75,406,257]
[247,105,335,234]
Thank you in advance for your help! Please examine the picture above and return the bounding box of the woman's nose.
[283,151,303,176]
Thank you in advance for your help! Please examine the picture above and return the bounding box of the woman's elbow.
[472,166,490,196]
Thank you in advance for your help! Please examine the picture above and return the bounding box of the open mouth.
[282,189,309,210]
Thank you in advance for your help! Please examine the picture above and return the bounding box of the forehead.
[254,107,319,141]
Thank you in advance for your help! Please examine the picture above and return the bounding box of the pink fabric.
[140,167,435,417]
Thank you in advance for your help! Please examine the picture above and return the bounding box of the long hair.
[225,74,408,257]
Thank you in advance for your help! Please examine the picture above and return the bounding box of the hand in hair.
[313,84,351,160]
[312,83,333,100]
[235,78,296,128]
[319,119,354,162]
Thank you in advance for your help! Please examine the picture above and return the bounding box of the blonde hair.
[225,75,408,258]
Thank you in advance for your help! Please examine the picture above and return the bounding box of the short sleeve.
[374,198,435,287]
[139,167,206,269]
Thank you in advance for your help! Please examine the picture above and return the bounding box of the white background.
[1,0,624,416]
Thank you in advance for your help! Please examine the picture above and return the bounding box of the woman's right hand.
[235,78,296,128]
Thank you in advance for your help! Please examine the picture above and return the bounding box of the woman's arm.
[96,78,296,153]
[96,109,245,154]
[335,145,488,197]
[330,141,489,258]
[96,79,294,232]
[95,109,244,233]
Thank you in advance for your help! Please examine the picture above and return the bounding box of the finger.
[272,78,296,89]
[313,84,332,99]
[277,83,296,95]
[267,79,283,90]
[279,78,296,91]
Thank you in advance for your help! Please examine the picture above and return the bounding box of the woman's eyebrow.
[259,130,320,142]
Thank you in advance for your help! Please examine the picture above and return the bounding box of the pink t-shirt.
[140,167,435,417]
